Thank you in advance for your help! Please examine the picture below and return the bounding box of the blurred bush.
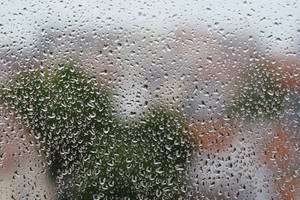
[0,64,192,199]
[229,61,287,120]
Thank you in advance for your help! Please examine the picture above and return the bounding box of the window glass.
[0,0,299,199]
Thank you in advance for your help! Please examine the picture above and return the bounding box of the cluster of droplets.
[1,64,193,199]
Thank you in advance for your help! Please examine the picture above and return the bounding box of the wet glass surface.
[0,0,299,199]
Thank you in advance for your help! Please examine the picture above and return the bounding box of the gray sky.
[0,0,299,54]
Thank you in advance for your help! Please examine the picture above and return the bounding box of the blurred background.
[0,0,299,199]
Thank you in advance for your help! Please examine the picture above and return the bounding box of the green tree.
[1,64,192,199]
[229,61,287,120]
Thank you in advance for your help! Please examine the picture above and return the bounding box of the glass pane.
[0,0,299,199]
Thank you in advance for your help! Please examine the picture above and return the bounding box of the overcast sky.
[0,0,299,55]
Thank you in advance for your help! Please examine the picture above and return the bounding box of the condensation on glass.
[0,0,299,199]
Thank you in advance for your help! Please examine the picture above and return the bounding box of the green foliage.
[70,107,192,199]
[1,64,192,200]
[229,62,287,120]
[1,65,112,180]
